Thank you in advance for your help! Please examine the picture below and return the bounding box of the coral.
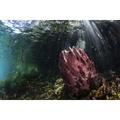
[59,47,97,97]
[39,78,64,100]
[88,72,120,100]
[54,78,64,96]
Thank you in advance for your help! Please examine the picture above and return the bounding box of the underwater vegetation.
[0,67,120,100]
[88,71,120,100]
[0,20,120,99]
[0,70,65,100]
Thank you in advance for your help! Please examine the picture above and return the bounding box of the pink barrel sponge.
[59,47,97,96]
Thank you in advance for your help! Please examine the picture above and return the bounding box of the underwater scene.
[0,20,120,100]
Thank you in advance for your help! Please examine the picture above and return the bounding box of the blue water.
[0,57,11,80]
[0,37,13,80]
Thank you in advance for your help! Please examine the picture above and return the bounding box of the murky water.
[75,20,113,71]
